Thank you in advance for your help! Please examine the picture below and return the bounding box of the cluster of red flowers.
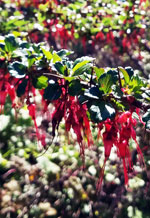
[0,69,16,113]
[97,110,145,190]
[0,66,145,188]
[51,88,93,165]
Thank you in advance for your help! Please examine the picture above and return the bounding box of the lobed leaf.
[54,62,65,75]
[88,101,116,123]
[4,34,18,52]
[68,79,82,96]
[16,79,28,97]
[44,82,62,100]
[32,76,48,90]
[8,61,27,78]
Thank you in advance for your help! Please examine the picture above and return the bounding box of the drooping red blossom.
[97,110,145,191]
[51,90,93,165]
[52,100,65,137]
[52,25,73,48]
[0,90,7,113]
[27,103,41,144]
[81,36,87,54]
[96,31,105,41]
[106,31,114,44]
[0,80,8,113]
[122,37,131,50]
[7,85,16,107]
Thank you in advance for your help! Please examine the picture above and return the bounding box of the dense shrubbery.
[0,0,150,217]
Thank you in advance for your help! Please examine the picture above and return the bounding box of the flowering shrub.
[0,0,150,76]
[0,34,150,189]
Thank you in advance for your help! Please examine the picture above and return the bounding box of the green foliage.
[8,61,27,78]
[72,57,94,76]
[4,34,18,52]
[44,82,62,100]
[16,79,28,97]
[33,76,48,89]
[142,109,150,129]
[54,62,66,75]
[0,1,150,218]
[0,34,149,125]
[68,79,82,96]
[88,101,115,123]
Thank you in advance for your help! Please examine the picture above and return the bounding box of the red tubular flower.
[81,36,87,54]
[97,119,118,191]
[28,103,36,120]
[52,100,65,137]
[122,37,131,50]
[27,103,40,144]
[97,109,145,190]
[0,90,7,113]
[96,31,105,41]
[106,31,114,44]
[103,119,117,157]
[40,133,46,147]
[52,94,93,168]
[65,97,93,148]
[8,85,16,107]
[103,132,114,158]
[117,140,130,185]
[123,158,128,185]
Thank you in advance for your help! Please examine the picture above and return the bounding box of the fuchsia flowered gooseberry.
[0,79,16,113]
[51,92,93,166]
[97,110,145,191]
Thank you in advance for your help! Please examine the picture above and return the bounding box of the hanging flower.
[0,90,7,113]
[97,110,145,191]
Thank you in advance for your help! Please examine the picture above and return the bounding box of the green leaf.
[142,109,150,129]
[129,75,145,92]
[73,57,94,67]
[72,56,94,76]
[88,101,115,123]
[107,69,118,82]
[78,95,89,104]
[68,79,82,96]
[14,20,29,27]
[84,87,103,99]
[64,76,74,82]
[16,79,28,97]
[102,17,112,26]
[53,52,62,63]
[146,120,150,129]
[28,55,35,68]
[72,62,92,76]
[39,2,49,12]
[119,67,130,84]
[112,85,123,98]
[54,62,65,75]
[4,34,18,52]
[135,15,141,22]
[57,49,73,57]
[94,67,105,79]
[19,41,30,49]
[44,82,62,100]
[42,48,53,60]
[73,60,89,72]
[32,76,48,89]
[0,43,5,52]
[125,66,134,79]
[8,61,27,78]
[142,109,150,123]
[99,73,113,94]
